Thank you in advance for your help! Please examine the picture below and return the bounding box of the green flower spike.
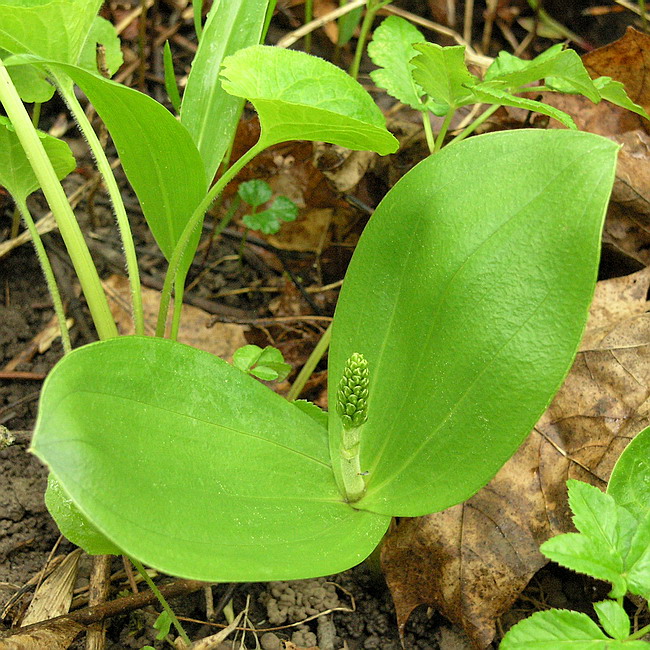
[337,353,369,503]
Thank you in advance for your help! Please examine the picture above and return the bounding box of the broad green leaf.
[220,45,399,155]
[77,15,123,76]
[294,400,329,429]
[180,0,270,181]
[0,0,102,64]
[593,77,650,120]
[32,336,390,581]
[500,609,650,649]
[410,42,477,114]
[608,426,650,522]
[45,475,121,556]
[328,130,618,517]
[3,53,54,102]
[49,62,207,264]
[540,533,628,596]
[0,115,75,201]
[626,513,650,599]
[593,600,630,640]
[470,82,577,129]
[484,45,600,103]
[367,16,428,111]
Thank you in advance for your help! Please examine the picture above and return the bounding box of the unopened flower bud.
[336,353,369,430]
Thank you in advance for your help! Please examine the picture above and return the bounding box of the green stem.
[156,141,266,338]
[15,198,71,354]
[193,0,203,40]
[129,557,191,645]
[53,73,145,336]
[340,425,365,502]
[433,109,455,152]
[32,102,41,127]
[304,0,313,53]
[421,110,435,154]
[447,103,500,147]
[349,0,391,80]
[0,58,117,340]
[170,276,183,341]
[287,323,332,401]
[627,621,650,641]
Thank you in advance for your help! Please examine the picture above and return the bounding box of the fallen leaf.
[0,618,84,650]
[381,266,650,648]
[102,275,247,360]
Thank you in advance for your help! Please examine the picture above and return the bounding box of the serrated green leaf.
[500,608,650,649]
[32,337,390,581]
[485,44,564,81]
[243,196,298,234]
[410,42,477,113]
[593,600,630,640]
[608,426,650,522]
[367,16,428,111]
[470,82,576,129]
[45,475,121,556]
[77,15,123,76]
[0,115,75,201]
[328,130,618,516]
[180,0,270,181]
[593,77,650,120]
[220,45,399,154]
[567,480,619,548]
[238,179,272,207]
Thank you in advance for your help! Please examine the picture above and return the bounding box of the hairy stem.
[53,73,145,336]
[0,58,117,340]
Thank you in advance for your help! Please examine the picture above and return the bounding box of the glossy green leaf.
[608,426,650,522]
[45,475,121,555]
[410,42,477,114]
[220,45,399,155]
[368,16,428,111]
[470,82,576,129]
[180,0,270,181]
[49,63,207,264]
[328,130,618,517]
[32,336,390,581]
[593,600,630,640]
[0,115,75,201]
[0,0,102,64]
[77,15,123,77]
[593,77,650,120]
[500,609,650,649]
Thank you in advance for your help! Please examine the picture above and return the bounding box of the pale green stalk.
[304,0,313,53]
[421,111,435,154]
[52,72,145,336]
[287,323,332,401]
[627,621,650,641]
[349,0,392,80]
[0,58,117,340]
[448,103,500,147]
[156,141,266,338]
[15,198,71,354]
[130,557,190,645]
[433,109,455,152]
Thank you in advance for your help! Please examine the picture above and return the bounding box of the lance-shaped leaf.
[410,42,477,114]
[367,16,428,111]
[593,77,650,120]
[328,130,618,517]
[0,115,74,201]
[181,0,271,181]
[220,45,399,155]
[31,336,390,581]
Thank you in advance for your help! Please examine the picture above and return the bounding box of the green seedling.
[501,426,650,648]
[0,0,627,598]
[368,15,650,152]
[238,178,298,235]
[232,344,291,382]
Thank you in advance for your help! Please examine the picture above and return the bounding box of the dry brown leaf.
[542,28,650,265]
[102,275,247,360]
[381,267,650,648]
[0,618,84,650]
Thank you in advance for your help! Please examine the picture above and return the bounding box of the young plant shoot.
[0,1,630,589]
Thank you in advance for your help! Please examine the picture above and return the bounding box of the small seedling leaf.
[238,179,273,208]
[593,600,630,640]
[32,337,390,581]
[0,115,75,202]
[180,0,270,181]
[243,196,298,234]
[470,82,577,129]
[410,42,477,114]
[233,344,263,372]
[593,77,650,120]
[153,610,172,641]
[500,609,649,649]
[367,16,428,111]
[220,45,399,154]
